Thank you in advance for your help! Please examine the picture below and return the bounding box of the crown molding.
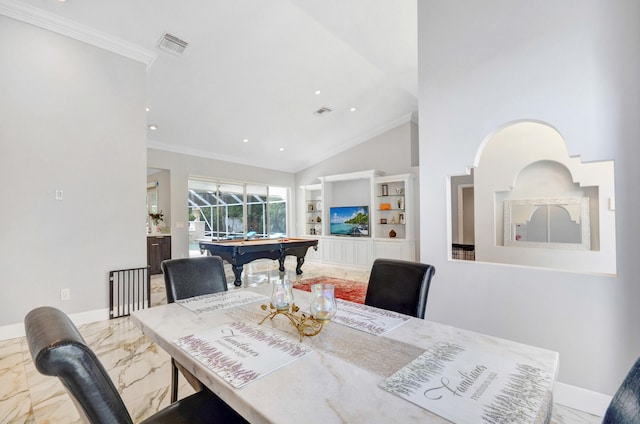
[0,0,156,69]
[292,112,414,172]
[147,113,416,174]
[146,139,298,173]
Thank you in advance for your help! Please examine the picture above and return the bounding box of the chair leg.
[171,357,179,403]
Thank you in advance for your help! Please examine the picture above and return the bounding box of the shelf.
[302,172,414,248]
[375,174,413,240]
[302,183,324,237]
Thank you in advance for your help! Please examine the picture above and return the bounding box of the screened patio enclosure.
[188,179,288,241]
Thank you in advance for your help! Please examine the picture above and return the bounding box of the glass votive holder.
[309,283,337,321]
[271,280,293,311]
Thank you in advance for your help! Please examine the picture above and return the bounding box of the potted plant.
[149,210,164,234]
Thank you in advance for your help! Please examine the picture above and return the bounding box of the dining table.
[130,284,559,424]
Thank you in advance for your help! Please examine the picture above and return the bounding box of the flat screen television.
[329,206,369,236]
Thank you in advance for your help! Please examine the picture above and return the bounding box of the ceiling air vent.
[313,106,332,117]
[157,33,188,55]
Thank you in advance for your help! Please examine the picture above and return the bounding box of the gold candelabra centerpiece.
[259,302,326,342]
[259,281,337,342]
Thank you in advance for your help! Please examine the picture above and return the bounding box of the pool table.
[199,238,319,286]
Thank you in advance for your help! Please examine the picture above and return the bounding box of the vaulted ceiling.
[6,0,417,172]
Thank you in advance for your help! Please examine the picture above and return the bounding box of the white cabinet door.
[373,240,415,262]
[318,237,373,268]
[320,238,342,263]
[313,238,415,266]
[345,239,372,267]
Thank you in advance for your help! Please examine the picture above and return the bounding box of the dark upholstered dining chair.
[364,258,435,319]
[161,255,229,402]
[602,356,640,423]
[162,256,229,304]
[24,306,248,424]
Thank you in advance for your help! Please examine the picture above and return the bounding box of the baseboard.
[0,308,110,341]
[554,381,612,417]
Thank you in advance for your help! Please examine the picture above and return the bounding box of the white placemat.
[331,299,410,335]
[177,290,268,314]
[174,321,312,388]
[379,340,554,424]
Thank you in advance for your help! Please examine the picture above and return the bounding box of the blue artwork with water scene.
[330,206,369,236]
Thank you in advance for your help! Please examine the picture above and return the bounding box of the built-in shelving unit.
[299,170,416,268]
[301,183,322,236]
[374,175,414,240]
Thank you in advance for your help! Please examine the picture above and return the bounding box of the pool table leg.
[232,264,243,286]
[295,256,305,275]
[278,257,285,272]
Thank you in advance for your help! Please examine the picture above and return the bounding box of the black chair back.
[364,258,435,319]
[25,306,250,424]
[25,306,133,424]
[602,357,640,423]
[162,256,228,303]
[161,255,230,402]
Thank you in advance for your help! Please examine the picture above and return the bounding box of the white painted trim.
[0,0,156,69]
[457,183,474,244]
[554,381,611,417]
[295,113,413,172]
[147,138,292,172]
[147,113,414,173]
[0,308,110,341]
[0,322,26,341]
[320,169,381,182]
[374,173,415,184]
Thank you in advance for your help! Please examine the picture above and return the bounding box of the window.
[188,178,289,241]
[268,186,288,237]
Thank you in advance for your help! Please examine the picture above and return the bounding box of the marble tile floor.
[0,258,601,423]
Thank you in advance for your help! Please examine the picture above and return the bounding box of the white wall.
[295,120,419,239]
[296,120,417,186]
[146,148,295,259]
[0,16,147,326]
[418,0,640,401]
[474,122,615,274]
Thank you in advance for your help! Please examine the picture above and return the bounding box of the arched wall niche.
[450,121,616,275]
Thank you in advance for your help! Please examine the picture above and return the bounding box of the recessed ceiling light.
[279,147,285,151]
[314,90,321,95]
[243,139,249,143]
[148,124,157,130]
[350,107,357,112]
[145,107,150,112]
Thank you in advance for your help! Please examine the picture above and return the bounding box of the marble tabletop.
[131,285,559,424]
